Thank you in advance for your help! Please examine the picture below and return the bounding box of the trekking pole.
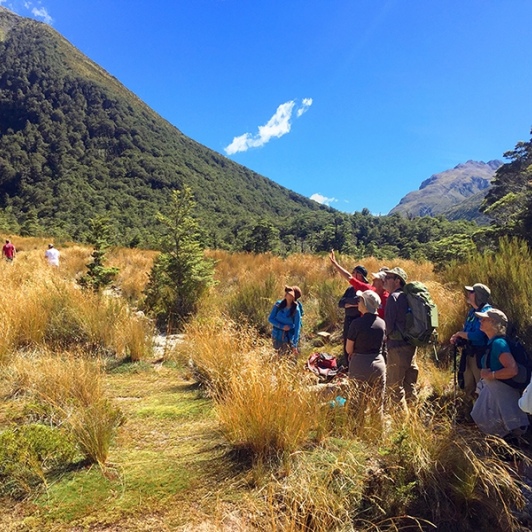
[452,343,459,424]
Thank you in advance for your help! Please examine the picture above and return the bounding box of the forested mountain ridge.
[0,8,330,246]
[0,8,489,259]
[389,160,502,223]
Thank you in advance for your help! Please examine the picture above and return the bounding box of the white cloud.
[31,6,52,24]
[297,98,313,117]
[4,1,54,24]
[310,193,338,206]
[224,98,313,155]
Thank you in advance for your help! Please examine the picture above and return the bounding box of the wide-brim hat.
[465,283,491,303]
[384,267,408,284]
[474,308,508,326]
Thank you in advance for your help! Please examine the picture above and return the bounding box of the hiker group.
[268,251,532,441]
[327,250,434,414]
[450,284,529,439]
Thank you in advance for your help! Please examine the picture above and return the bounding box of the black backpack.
[486,336,532,390]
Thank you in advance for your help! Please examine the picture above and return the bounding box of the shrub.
[3,355,123,466]
[0,424,77,498]
[78,216,119,292]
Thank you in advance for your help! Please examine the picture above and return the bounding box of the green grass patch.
[134,393,212,419]
[33,467,115,523]
[32,452,196,527]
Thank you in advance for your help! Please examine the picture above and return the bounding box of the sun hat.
[474,308,508,326]
[356,290,381,314]
[384,267,408,284]
[465,283,491,306]
[285,285,302,300]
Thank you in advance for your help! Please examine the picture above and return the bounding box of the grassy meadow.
[0,235,530,531]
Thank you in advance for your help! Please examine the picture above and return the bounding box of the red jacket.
[348,277,388,319]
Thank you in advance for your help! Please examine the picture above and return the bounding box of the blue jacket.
[464,303,492,347]
[268,300,303,348]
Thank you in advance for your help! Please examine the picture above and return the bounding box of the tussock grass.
[0,250,153,358]
[444,237,532,344]
[265,438,368,532]
[1,238,527,531]
[173,315,269,398]
[216,362,324,464]
[108,246,157,303]
[260,395,527,531]
[206,250,459,353]
[2,353,123,466]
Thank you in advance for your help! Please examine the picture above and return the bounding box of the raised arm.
[329,250,352,282]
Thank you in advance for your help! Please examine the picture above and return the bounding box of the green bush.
[0,424,77,498]
[143,187,215,329]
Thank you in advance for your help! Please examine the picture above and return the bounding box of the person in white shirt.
[45,243,60,266]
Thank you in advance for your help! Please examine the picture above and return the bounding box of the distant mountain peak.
[390,159,502,222]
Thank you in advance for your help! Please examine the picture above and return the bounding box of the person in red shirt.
[329,250,388,318]
[2,239,16,262]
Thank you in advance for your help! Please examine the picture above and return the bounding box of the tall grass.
[0,247,153,358]
[443,237,532,344]
[2,354,123,466]
[206,250,458,353]
[260,397,526,531]
[216,363,325,464]
[172,315,269,398]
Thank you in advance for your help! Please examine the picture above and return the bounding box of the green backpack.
[402,281,439,346]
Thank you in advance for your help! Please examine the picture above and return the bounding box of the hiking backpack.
[486,336,532,390]
[401,281,439,346]
[306,352,340,383]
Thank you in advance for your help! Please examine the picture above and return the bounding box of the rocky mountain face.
[389,160,502,223]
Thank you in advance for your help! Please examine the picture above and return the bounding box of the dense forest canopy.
[0,9,331,247]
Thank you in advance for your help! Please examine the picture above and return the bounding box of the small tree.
[78,217,119,292]
[143,186,215,329]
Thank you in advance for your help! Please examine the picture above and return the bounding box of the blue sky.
[2,0,532,214]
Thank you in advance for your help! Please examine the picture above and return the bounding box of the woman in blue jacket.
[268,285,303,358]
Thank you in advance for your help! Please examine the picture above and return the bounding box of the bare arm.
[329,250,352,282]
[480,351,518,380]
[346,338,355,360]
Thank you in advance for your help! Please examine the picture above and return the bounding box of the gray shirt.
[384,288,409,348]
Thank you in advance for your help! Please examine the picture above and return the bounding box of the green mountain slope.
[0,8,329,246]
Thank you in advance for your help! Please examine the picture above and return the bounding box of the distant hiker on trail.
[450,283,492,414]
[2,239,16,263]
[268,285,303,359]
[329,250,374,367]
[383,266,418,411]
[345,290,387,412]
[470,308,529,438]
[45,243,60,267]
